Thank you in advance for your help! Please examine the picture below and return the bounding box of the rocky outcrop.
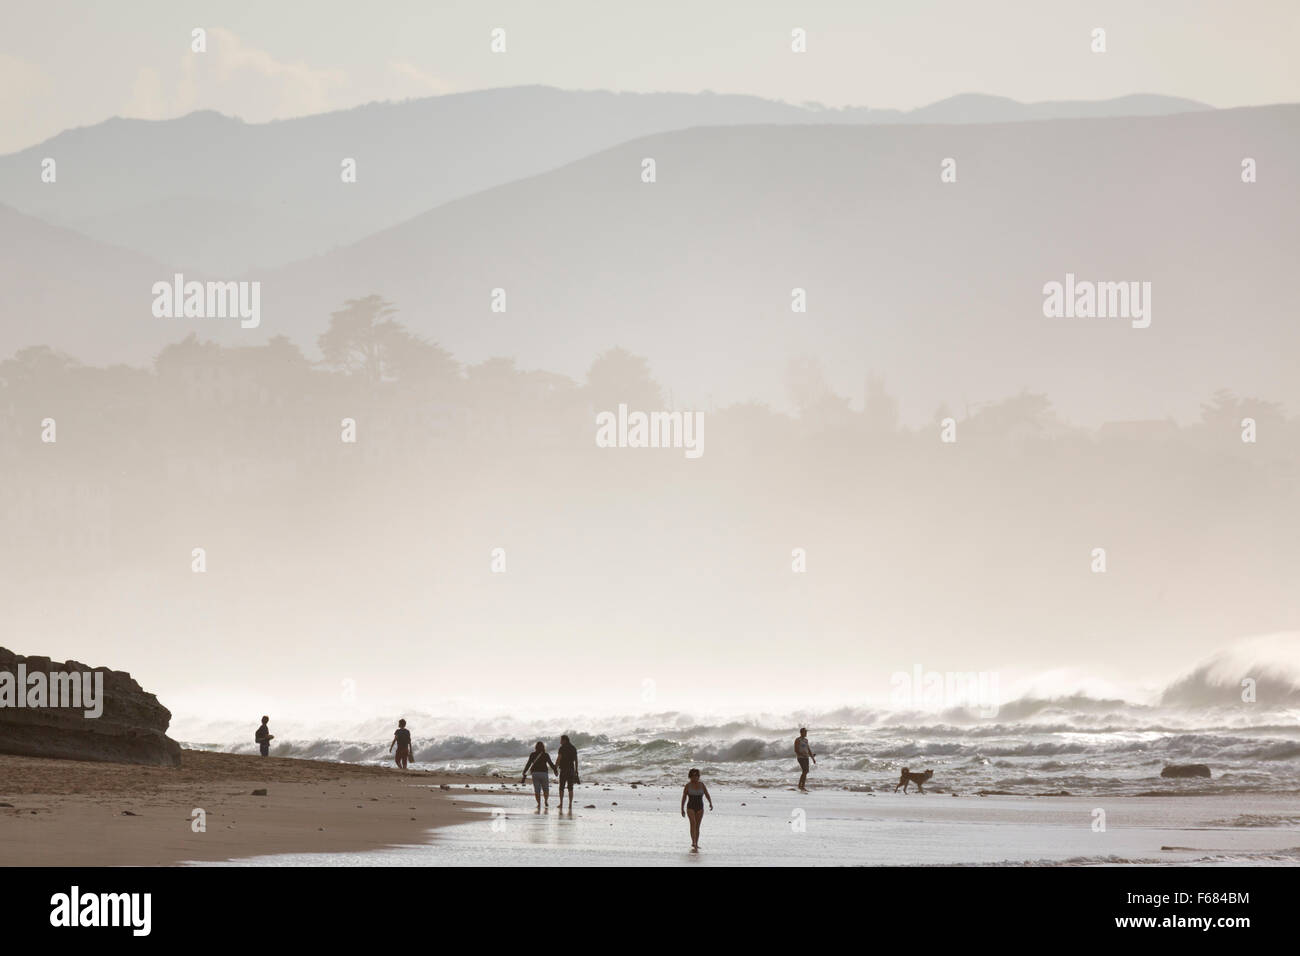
[0,648,181,767]
[1161,763,1212,779]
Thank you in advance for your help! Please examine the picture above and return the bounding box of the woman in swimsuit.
[521,740,558,811]
[679,768,713,850]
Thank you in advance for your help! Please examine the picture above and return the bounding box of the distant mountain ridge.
[895,92,1211,125]
[0,87,1211,273]
[248,104,1296,426]
[4,104,1295,428]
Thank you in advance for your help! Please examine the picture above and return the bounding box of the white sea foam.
[178,640,1300,797]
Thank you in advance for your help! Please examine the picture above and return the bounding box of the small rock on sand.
[251,788,268,796]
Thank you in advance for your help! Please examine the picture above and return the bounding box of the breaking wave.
[183,636,1300,796]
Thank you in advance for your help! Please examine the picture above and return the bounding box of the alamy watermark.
[595,404,704,459]
[49,886,150,936]
[0,665,104,718]
[890,664,1001,718]
[151,273,261,329]
[1042,273,1151,329]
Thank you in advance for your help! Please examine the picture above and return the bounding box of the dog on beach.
[894,768,934,793]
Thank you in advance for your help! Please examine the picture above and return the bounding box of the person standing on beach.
[555,734,580,811]
[680,768,713,850]
[389,718,413,770]
[521,741,558,811]
[794,728,816,791]
[255,716,274,757]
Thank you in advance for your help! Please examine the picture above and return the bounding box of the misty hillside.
[0,87,1208,273]
[0,203,174,366]
[252,104,1297,425]
[3,103,1290,426]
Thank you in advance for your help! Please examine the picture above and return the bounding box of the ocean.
[185,699,1300,798]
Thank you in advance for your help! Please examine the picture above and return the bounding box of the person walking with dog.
[794,727,816,791]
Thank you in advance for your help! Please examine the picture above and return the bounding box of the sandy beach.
[0,750,495,866]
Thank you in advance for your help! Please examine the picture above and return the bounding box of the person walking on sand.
[795,727,816,791]
[255,715,274,757]
[389,718,414,770]
[555,734,580,812]
[521,741,558,811]
[680,768,713,850]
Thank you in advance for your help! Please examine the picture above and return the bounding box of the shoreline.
[0,750,495,866]
[171,783,1300,868]
[3,751,1297,867]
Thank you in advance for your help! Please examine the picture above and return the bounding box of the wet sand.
[5,757,1296,867]
[0,750,494,866]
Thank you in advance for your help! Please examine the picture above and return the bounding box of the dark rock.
[1161,764,1211,779]
[583,804,596,809]
[121,810,137,816]
[250,788,268,796]
[0,647,181,767]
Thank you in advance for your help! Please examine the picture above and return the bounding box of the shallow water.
[194,786,1300,867]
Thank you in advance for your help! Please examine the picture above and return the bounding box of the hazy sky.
[3,0,1298,154]
[3,1,1298,731]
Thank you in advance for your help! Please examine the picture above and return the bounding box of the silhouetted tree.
[969,389,1054,437]
[0,346,82,413]
[1200,388,1284,432]
[862,375,900,433]
[0,346,80,388]
[318,295,457,386]
[786,356,851,427]
[585,347,663,410]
